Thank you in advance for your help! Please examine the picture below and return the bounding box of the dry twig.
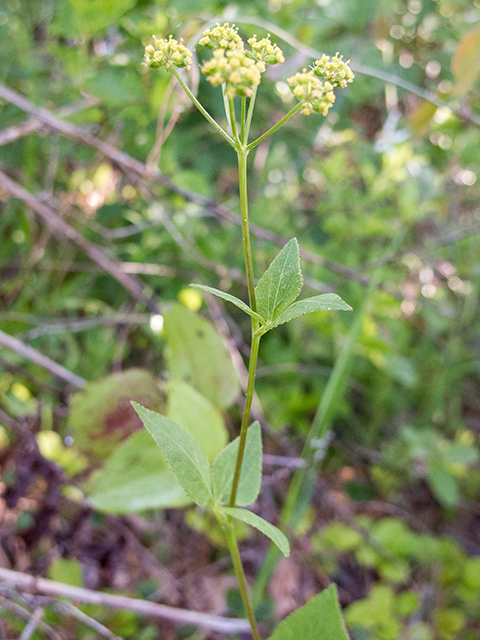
[0,568,250,634]
[0,328,86,388]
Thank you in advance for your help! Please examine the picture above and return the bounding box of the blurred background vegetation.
[0,0,480,639]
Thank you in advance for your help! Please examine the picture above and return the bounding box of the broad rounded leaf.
[87,430,189,514]
[68,368,166,460]
[223,507,290,557]
[132,403,212,507]
[163,304,240,410]
[167,379,228,462]
[211,422,262,506]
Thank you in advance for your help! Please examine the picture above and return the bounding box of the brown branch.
[0,169,160,314]
[0,97,99,147]
[0,82,371,288]
[0,568,250,635]
[0,329,86,388]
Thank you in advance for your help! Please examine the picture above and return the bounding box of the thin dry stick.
[0,97,98,147]
[19,607,44,640]
[56,602,123,640]
[0,329,86,388]
[0,568,250,635]
[0,169,160,314]
[0,596,63,640]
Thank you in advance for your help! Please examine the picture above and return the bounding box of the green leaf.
[451,24,480,96]
[167,379,228,462]
[190,284,266,325]
[68,0,136,35]
[427,464,459,507]
[163,304,240,411]
[268,584,349,640]
[264,294,352,332]
[211,422,262,506]
[223,507,290,557]
[68,368,167,460]
[49,558,83,588]
[255,238,303,323]
[87,430,190,513]
[132,403,212,507]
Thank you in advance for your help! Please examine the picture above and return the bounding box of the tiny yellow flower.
[312,53,355,87]
[199,23,244,51]
[143,35,192,71]
[201,48,263,98]
[247,34,285,65]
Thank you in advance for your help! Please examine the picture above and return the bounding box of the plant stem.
[229,332,260,507]
[245,86,258,142]
[171,68,236,148]
[229,97,240,144]
[246,101,303,151]
[228,147,260,508]
[225,519,262,640]
[237,150,257,315]
[240,96,247,145]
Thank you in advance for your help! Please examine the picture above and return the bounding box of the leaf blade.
[255,238,303,322]
[190,284,266,324]
[223,507,290,557]
[267,584,349,640]
[265,294,352,331]
[132,402,212,507]
[211,422,262,506]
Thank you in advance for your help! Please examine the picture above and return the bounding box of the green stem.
[228,97,240,144]
[246,101,303,151]
[237,150,257,315]
[245,85,258,142]
[171,68,236,148]
[225,519,262,640]
[229,147,260,507]
[229,332,261,507]
[240,96,247,145]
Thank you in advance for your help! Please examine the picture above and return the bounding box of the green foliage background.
[1,0,480,638]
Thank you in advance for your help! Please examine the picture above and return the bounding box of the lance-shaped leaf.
[263,293,352,332]
[255,238,303,322]
[132,402,212,507]
[267,584,349,640]
[223,507,290,557]
[211,422,262,506]
[190,284,266,325]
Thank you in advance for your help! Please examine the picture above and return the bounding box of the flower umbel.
[202,49,264,99]
[143,35,192,70]
[199,23,244,51]
[246,34,285,65]
[287,70,336,116]
[312,53,354,88]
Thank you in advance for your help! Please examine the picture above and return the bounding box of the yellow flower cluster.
[246,34,285,65]
[312,53,354,88]
[288,55,353,116]
[202,49,265,99]
[199,23,244,51]
[143,35,192,70]
[287,71,336,116]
